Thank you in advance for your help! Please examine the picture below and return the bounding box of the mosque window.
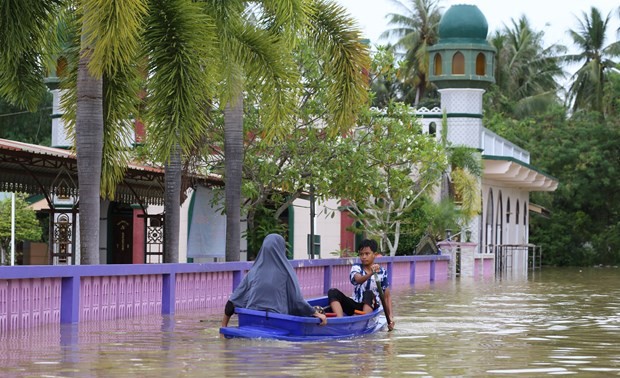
[516,199,520,225]
[452,52,465,74]
[429,122,436,135]
[506,198,511,223]
[476,53,486,75]
[434,54,442,75]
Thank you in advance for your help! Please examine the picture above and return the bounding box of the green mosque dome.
[438,4,488,41]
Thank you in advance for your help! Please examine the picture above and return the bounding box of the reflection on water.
[1,267,620,377]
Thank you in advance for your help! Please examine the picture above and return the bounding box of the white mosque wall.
[481,128,530,163]
[481,181,530,248]
[440,88,484,114]
[50,89,71,149]
[446,117,484,148]
[291,198,341,260]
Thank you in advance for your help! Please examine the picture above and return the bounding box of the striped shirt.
[349,264,389,305]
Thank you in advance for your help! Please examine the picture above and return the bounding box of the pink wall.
[474,258,495,278]
[0,278,61,333]
[175,271,233,315]
[0,256,451,332]
[80,275,162,322]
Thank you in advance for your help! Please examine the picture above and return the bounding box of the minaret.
[428,4,495,149]
[429,4,495,261]
[44,58,72,149]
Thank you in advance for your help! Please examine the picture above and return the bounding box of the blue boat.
[219,296,386,341]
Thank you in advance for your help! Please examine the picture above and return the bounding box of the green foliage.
[381,0,442,105]
[491,106,620,266]
[244,205,288,261]
[330,103,447,255]
[0,0,61,110]
[564,7,620,115]
[488,16,564,118]
[0,195,43,264]
[391,196,432,255]
[368,46,403,107]
[0,93,52,145]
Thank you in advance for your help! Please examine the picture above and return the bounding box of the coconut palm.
[488,16,565,117]
[210,0,369,261]
[206,0,303,262]
[0,1,148,264]
[564,7,620,115]
[380,0,442,106]
[1,0,218,264]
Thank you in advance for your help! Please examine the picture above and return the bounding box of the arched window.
[475,53,486,75]
[506,198,511,223]
[452,52,465,74]
[516,199,520,225]
[495,191,503,247]
[429,122,436,135]
[485,189,494,253]
[434,53,443,75]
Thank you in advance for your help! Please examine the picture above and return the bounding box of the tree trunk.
[76,42,103,265]
[164,144,182,263]
[224,93,244,262]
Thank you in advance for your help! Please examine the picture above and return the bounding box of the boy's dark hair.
[358,239,378,253]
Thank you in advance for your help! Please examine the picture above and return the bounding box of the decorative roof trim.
[483,155,558,192]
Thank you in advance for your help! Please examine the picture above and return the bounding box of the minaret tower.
[428,4,495,148]
[44,58,71,149]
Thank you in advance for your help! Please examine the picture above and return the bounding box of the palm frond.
[143,0,219,162]
[261,0,309,42]
[100,66,143,198]
[306,0,370,134]
[0,0,63,110]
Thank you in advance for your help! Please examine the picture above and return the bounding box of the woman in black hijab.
[221,234,327,327]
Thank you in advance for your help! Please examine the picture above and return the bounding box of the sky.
[335,0,620,53]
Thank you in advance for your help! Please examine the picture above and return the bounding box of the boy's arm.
[352,264,381,284]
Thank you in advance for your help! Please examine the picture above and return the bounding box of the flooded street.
[2,267,620,377]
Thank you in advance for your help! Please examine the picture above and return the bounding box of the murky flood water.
[2,267,620,377]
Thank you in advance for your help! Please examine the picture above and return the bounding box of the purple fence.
[0,255,449,333]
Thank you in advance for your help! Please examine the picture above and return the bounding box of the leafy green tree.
[0,195,42,265]
[564,6,620,115]
[329,103,446,255]
[0,94,52,145]
[381,0,442,106]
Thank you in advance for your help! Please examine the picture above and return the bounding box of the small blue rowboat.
[219,296,386,341]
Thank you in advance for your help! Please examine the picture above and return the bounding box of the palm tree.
[212,0,369,261]
[143,0,218,263]
[0,1,148,264]
[381,0,442,106]
[488,16,565,117]
[1,0,218,264]
[208,0,304,262]
[223,95,244,262]
[564,7,620,115]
